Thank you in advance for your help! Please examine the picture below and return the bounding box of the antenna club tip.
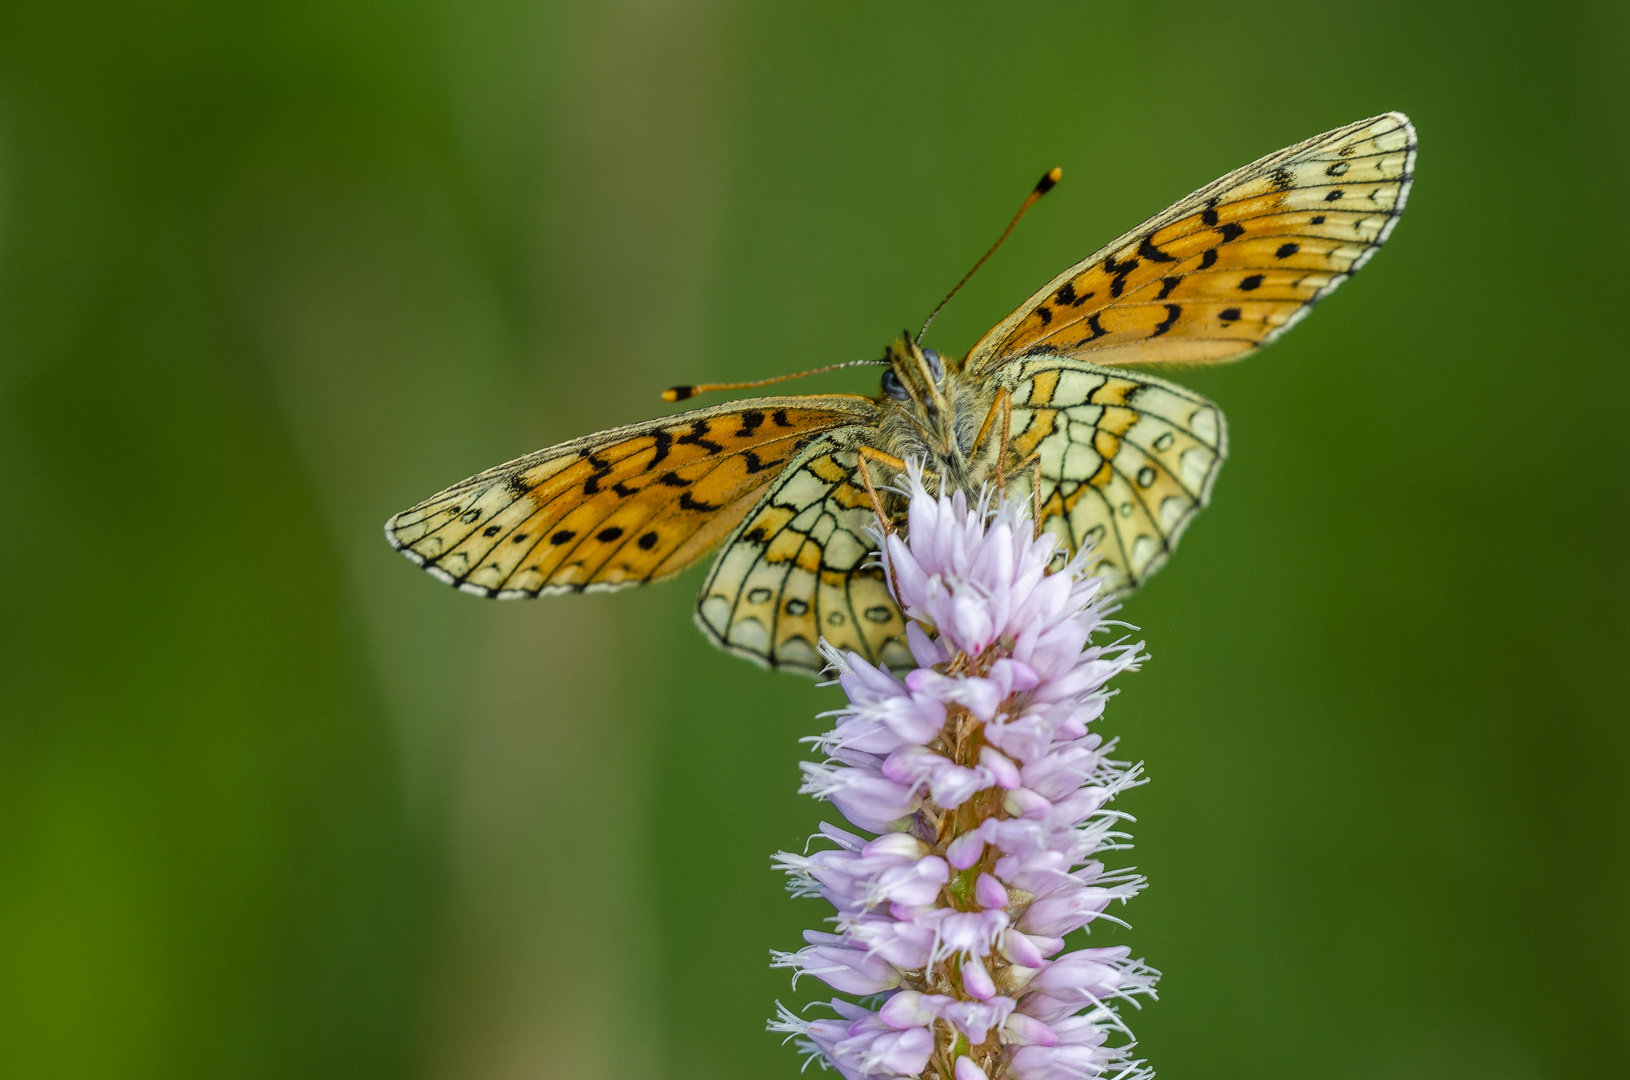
[1036,167,1063,193]
[662,386,695,402]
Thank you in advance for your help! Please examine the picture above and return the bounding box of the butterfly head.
[877,335,997,490]
[880,335,949,409]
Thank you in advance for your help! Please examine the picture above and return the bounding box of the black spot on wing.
[656,471,689,487]
[1150,304,1181,338]
[678,492,720,512]
[1137,236,1177,263]
[648,429,673,469]
[582,454,613,495]
[1054,282,1093,307]
[1216,222,1245,244]
[1103,253,1141,298]
[742,450,773,474]
[551,529,576,544]
[675,419,723,454]
[638,531,659,550]
[735,410,765,437]
[1239,274,1263,291]
[1325,190,1344,202]
[1155,276,1180,301]
[1269,166,1294,192]
[1275,243,1300,259]
[596,526,624,542]
[1201,199,1219,227]
[1077,312,1108,346]
[1219,307,1242,323]
[1035,305,1052,325]
[1199,249,1219,270]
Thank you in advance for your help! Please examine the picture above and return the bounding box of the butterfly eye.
[881,368,910,401]
[922,348,944,382]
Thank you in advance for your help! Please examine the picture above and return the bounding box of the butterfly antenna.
[663,358,888,402]
[916,166,1062,344]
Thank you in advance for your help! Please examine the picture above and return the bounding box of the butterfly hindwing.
[998,355,1227,595]
[967,112,1415,371]
[386,396,876,597]
[696,433,913,673]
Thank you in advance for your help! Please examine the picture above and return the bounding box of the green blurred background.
[2,1,1626,1077]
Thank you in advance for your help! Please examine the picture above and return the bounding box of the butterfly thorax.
[874,337,1005,499]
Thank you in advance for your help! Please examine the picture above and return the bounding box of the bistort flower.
[769,465,1159,1080]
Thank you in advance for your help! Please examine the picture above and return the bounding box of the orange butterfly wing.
[966,113,1415,371]
[385,396,877,597]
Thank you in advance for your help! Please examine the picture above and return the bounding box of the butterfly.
[386,112,1415,675]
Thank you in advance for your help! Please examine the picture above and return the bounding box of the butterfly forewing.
[386,396,877,597]
[999,356,1227,595]
[967,112,1415,371]
[697,434,912,673]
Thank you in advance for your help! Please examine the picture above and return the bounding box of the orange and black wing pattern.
[967,113,1415,371]
[385,396,878,597]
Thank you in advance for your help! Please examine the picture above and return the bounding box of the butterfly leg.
[857,445,909,474]
[853,448,900,538]
[857,445,912,530]
[969,388,1012,463]
[996,390,1013,503]
[1029,456,1044,539]
[855,445,911,605]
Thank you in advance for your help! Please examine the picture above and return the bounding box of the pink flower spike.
[772,465,1160,1079]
